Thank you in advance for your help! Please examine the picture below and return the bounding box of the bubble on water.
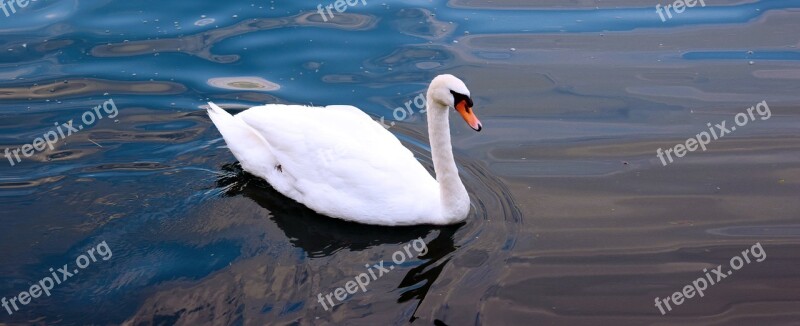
[749,61,755,65]
[207,77,280,91]
[303,61,322,70]
[195,18,215,26]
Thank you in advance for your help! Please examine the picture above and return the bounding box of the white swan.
[207,74,481,226]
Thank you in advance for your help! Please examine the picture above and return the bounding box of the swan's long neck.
[426,97,470,223]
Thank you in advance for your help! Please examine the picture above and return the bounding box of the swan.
[206,74,481,226]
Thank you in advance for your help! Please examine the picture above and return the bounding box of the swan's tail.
[206,102,278,179]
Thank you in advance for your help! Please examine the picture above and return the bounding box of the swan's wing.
[236,104,440,225]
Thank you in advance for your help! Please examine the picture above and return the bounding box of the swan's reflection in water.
[216,163,461,322]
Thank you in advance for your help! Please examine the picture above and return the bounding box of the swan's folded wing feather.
[235,105,439,223]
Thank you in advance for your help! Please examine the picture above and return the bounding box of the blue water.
[2,0,800,324]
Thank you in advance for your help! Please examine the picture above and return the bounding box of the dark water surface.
[1,0,799,325]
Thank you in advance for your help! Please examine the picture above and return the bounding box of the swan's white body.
[207,75,480,226]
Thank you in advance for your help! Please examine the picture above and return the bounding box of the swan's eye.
[449,90,473,108]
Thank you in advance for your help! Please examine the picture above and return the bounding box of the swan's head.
[428,74,482,132]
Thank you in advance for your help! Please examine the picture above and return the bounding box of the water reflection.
[207,77,280,92]
[90,13,378,63]
[0,78,185,100]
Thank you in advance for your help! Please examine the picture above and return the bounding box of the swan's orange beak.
[455,99,482,132]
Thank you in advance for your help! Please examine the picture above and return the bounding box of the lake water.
[1,0,799,325]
